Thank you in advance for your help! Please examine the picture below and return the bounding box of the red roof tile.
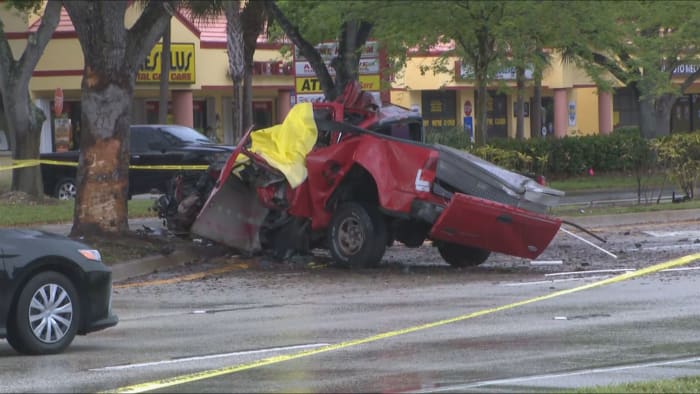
[25,4,282,47]
[28,6,75,34]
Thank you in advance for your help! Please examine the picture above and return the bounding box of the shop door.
[530,97,554,138]
[671,96,691,133]
[486,92,508,139]
[252,101,273,130]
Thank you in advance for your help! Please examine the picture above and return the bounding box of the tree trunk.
[654,94,675,137]
[72,84,132,235]
[264,0,335,99]
[0,0,61,198]
[515,66,525,140]
[639,97,657,139]
[232,80,243,139]
[242,69,253,130]
[242,0,266,129]
[5,88,44,196]
[158,18,171,124]
[532,71,543,138]
[225,1,245,141]
[64,1,171,236]
[475,77,488,146]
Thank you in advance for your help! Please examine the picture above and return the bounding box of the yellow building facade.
[0,3,646,154]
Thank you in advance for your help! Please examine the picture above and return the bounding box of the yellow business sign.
[295,74,381,94]
[137,43,195,84]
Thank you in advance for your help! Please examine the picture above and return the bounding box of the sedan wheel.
[8,271,80,355]
[55,178,76,200]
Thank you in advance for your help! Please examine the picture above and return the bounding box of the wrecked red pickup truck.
[156,87,564,268]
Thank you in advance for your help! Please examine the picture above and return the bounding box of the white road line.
[643,230,700,238]
[545,268,634,277]
[501,275,611,287]
[407,355,700,393]
[530,260,563,265]
[89,343,330,372]
[629,244,700,252]
[508,266,700,287]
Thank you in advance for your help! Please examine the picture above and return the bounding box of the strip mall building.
[1,4,699,154]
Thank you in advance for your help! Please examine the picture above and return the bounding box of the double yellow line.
[106,253,700,393]
[0,159,208,172]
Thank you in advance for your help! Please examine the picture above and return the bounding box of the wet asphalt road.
[2,219,700,393]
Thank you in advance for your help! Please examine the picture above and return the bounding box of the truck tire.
[328,202,387,268]
[54,178,77,200]
[436,242,491,267]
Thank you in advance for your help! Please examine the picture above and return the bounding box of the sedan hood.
[0,229,94,251]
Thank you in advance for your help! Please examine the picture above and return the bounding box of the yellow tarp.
[239,102,318,188]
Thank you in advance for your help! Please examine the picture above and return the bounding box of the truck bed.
[432,144,564,214]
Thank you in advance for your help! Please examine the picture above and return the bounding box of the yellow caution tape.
[106,252,700,394]
[128,164,209,171]
[0,159,209,171]
[0,160,42,171]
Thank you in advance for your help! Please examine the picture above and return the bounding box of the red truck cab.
[186,84,563,268]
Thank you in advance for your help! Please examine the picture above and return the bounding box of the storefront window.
[145,100,207,132]
[252,101,273,130]
[421,90,457,132]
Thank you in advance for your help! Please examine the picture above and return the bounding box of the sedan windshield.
[161,125,211,145]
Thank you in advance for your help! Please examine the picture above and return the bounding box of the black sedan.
[0,229,117,355]
[41,124,233,199]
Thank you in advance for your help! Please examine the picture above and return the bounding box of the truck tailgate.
[428,193,561,259]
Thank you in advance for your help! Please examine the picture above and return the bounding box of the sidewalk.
[34,206,700,283]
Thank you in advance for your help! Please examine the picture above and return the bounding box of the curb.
[109,248,200,282]
[109,241,232,282]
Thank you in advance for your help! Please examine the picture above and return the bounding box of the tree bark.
[475,78,488,146]
[654,94,675,137]
[6,89,44,196]
[532,69,543,138]
[639,96,657,139]
[158,18,171,124]
[242,0,266,129]
[515,66,525,140]
[226,1,244,141]
[63,0,171,236]
[0,0,61,197]
[265,0,336,99]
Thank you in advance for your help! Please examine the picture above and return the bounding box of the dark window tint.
[130,128,150,153]
[160,126,211,144]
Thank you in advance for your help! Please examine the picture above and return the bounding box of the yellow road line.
[106,252,700,394]
[113,263,250,289]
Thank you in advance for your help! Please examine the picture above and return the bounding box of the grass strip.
[0,198,156,227]
[573,375,700,393]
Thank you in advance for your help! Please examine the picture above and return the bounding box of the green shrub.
[425,126,656,179]
[424,127,473,150]
[651,131,700,199]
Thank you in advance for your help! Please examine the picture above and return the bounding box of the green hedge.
[424,126,654,177]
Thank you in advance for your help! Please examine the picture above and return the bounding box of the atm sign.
[295,74,381,93]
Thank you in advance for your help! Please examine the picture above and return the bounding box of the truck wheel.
[436,242,491,267]
[328,202,387,268]
[54,178,76,200]
[8,271,80,355]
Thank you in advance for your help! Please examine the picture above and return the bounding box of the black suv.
[40,124,232,199]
